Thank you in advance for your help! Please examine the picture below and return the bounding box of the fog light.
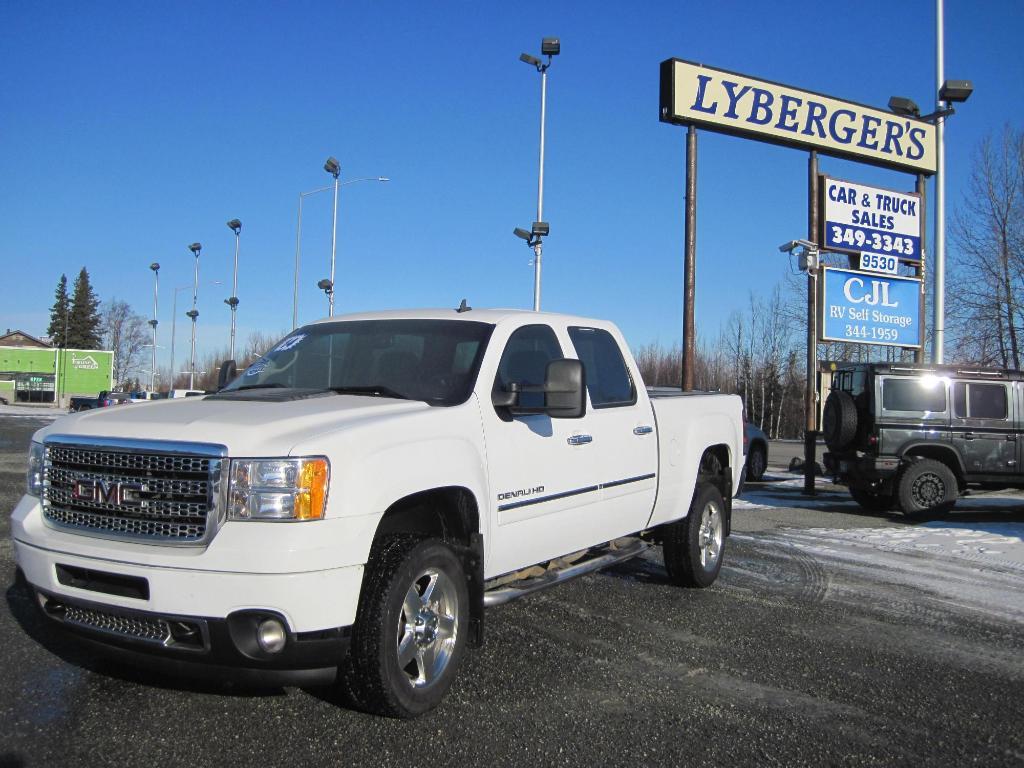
[256,618,287,653]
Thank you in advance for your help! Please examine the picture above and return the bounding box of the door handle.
[567,434,593,446]
[1007,434,1017,442]
[963,432,976,441]
[633,425,653,435]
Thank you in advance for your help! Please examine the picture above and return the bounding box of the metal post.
[682,125,698,391]
[933,0,946,363]
[170,290,177,390]
[805,152,819,495]
[151,266,159,391]
[230,226,240,360]
[189,251,199,390]
[293,192,304,329]
[915,174,927,364]
[329,174,339,317]
[533,67,548,312]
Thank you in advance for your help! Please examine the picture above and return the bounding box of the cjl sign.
[821,267,921,348]
[821,177,921,270]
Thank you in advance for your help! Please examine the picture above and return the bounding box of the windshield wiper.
[330,385,411,400]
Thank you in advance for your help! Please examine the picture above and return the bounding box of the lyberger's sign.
[660,59,936,175]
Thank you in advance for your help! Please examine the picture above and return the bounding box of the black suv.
[823,363,1023,516]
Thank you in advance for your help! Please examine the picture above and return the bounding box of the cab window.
[568,326,636,408]
[881,378,946,412]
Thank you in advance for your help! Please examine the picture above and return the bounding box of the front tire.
[663,483,726,588]
[341,536,468,718]
[896,459,958,518]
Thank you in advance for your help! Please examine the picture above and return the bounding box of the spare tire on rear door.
[822,390,858,452]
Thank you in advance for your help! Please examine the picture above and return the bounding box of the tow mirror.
[544,359,586,419]
[217,359,238,391]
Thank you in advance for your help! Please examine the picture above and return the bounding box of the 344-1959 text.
[843,325,899,342]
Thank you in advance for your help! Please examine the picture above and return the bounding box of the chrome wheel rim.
[396,567,459,689]
[698,501,723,569]
[911,472,945,507]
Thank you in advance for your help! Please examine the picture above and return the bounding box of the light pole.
[292,174,389,327]
[149,262,160,392]
[225,219,241,361]
[324,156,341,317]
[187,243,201,390]
[519,37,559,311]
[170,280,221,391]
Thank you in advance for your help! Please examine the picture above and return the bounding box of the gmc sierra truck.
[13,308,743,718]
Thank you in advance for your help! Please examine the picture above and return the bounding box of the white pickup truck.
[13,308,743,717]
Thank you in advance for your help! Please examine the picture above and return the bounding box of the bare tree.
[101,300,149,389]
[950,125,1024,367]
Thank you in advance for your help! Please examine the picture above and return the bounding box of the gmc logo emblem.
[71,479,143,506]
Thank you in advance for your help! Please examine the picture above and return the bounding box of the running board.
[483,538,649,607]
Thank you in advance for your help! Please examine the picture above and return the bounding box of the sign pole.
[682,125,697,391]
[915,174,927,364]
[805,151,819,496]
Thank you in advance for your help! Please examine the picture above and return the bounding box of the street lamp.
[170,280,221,391]
[225,219,241,361]
[187,242,201,390]
[292,174,389,327]
[887,75,972,364]
[149,262,160,392]
[324,157,341,317]
[519,36,560,311]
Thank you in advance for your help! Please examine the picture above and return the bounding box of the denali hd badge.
[497,485,545,502]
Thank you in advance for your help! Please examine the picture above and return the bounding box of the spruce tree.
[46,274,70,347]
[67,267,102,349]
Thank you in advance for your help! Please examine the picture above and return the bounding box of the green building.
[0,332,113,405]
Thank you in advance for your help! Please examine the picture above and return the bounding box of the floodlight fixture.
[531,221,549,238]
[317,278,334,292]
[513,227,532,242]
[939,79,973,103]
[779,239,818,254]
[541,37,560,56]
[887,96,920,117]
[224,297,239,307]
[377,177,390,182]
[150,262,160,272]
[324,156,341,178]
[520,53,541,68]
[226,218,241,233]
[186,309,199,319]
[188,242,202,255]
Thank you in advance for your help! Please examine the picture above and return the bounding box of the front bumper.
[29,585,350,686]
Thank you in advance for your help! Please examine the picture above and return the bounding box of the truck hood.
[37,394,430,455]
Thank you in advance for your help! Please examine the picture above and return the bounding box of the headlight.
[228,457,329,521]
[26,442,44,497]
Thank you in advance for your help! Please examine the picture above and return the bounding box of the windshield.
[223,319,494,406]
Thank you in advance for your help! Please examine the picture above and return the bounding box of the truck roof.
[304,307,616,329]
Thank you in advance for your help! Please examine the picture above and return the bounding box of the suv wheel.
[896,459,958,518]
[341,536,468,718]
[823,390,858,452]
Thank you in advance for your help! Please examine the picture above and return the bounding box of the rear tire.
[746,444,767,482]
[340,536,468,718]
[663,484,726,588]
[896,459,958,518]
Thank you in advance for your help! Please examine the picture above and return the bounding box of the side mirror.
[544,359,586,419]
[217,359,238,391]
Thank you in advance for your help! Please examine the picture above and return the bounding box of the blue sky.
[2,1,1021,367]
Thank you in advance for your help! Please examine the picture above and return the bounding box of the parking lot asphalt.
[1,417,1023,767]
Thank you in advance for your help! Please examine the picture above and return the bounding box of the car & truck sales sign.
[659,60,937,175]
[821,267,922,348]
[821,178,922,273]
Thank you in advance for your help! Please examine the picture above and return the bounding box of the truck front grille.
[64,603,172,644]
[41,438,227,545]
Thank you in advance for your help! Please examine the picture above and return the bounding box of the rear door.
[951,380,1017,475]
